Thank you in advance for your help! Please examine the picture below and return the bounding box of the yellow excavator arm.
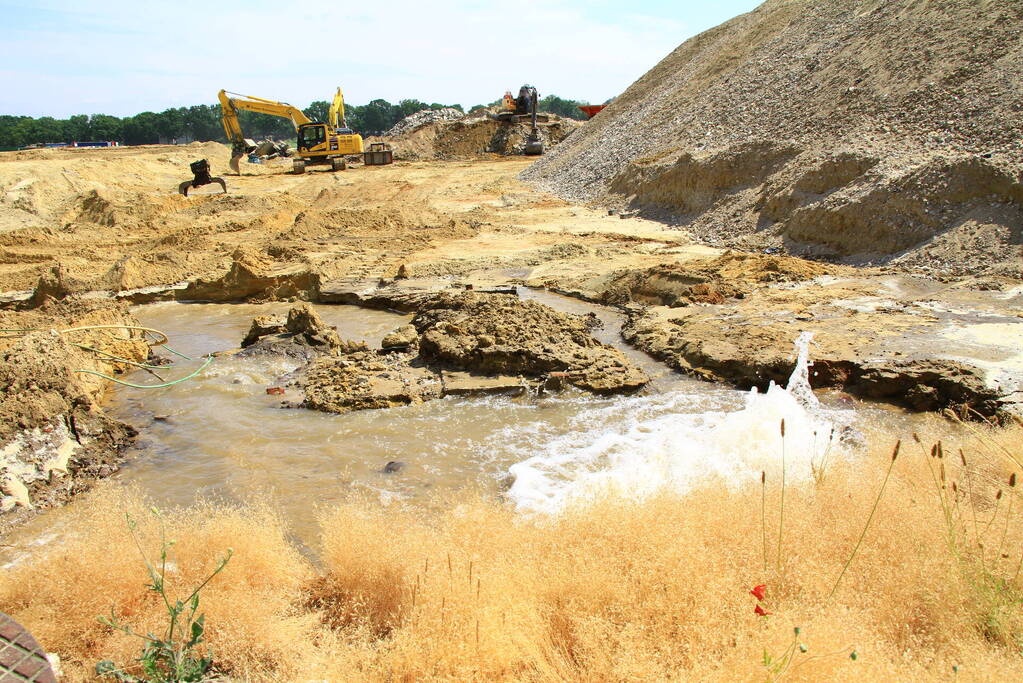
[218,89,311,140]
[328,87,347,130]
[219,89,313,172]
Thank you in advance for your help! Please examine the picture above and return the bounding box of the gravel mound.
[521,0,1023,277]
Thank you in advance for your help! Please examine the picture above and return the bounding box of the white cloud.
[2,0,694,116]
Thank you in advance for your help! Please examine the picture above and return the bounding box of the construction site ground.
[1,142,1021,520]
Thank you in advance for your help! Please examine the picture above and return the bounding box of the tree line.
[0,93,594,149]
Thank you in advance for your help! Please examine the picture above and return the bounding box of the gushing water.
[506,332,852,513]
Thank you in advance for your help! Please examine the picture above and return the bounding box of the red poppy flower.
[750,584,767,601]
[754,604,771,617]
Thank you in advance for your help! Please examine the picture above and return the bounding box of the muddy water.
[104,298,744,539]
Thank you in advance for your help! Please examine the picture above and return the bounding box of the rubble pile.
[385,108,465,137]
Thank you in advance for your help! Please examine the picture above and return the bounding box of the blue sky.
[1,1,761,118]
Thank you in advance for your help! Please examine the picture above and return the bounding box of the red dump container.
[578,105,606,119]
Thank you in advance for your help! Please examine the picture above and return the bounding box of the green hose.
[4,323,211,388]
[70,342,175,370]
[75,355,214,388]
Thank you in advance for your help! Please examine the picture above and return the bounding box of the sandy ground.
[1,143,1021,520]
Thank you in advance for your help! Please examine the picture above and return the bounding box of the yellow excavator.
[219,88,389,174]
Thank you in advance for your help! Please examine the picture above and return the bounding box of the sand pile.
[522,0,1023,277]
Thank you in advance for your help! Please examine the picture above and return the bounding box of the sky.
[1,0,762,118]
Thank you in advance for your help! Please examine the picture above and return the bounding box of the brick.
[13,654,45,679]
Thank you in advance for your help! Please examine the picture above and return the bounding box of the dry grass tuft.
[1,425,1021,681]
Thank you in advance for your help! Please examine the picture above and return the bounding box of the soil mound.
[382,110,582,161]
[521,0,1023,277]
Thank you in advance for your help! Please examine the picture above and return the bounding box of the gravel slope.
[521,0,1023,276]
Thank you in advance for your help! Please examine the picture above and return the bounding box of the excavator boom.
[219,89,315,172]
[329,87,347,130]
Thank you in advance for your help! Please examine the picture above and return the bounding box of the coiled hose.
[1,324,213,388]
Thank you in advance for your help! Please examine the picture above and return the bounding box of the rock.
[381,324,419,350]
[286,304,343,348]
[27,264,77,306]
[241,315,285,348]
[239,304,367,361]
[412,292,648,393]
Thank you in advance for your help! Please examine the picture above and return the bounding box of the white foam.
[507,333,852,513]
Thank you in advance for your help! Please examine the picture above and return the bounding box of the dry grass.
[1,424,1021,681]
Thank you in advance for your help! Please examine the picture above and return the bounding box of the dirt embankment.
[0,296,149,522]
[243,295,648,414]
[522,0,1023,277]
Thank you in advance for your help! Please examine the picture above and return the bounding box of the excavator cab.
[298,124,328,153]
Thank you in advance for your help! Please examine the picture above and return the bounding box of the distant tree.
[397,99,429,119]
[303,100,330,124]
[66,114,89,142]
[156,108,185,141]
[538,94,589,120]
[0,94,483,148]
[358,99,395,134]
[89,114,123,141]
[121,112,161,145]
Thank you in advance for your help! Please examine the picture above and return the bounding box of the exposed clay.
[596,251,843,306]
[410,292,648,395]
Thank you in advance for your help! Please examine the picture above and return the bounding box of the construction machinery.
[178,159,226,196]
[492,85,545,155]
[577,105,606,119]
[219,88,391,174]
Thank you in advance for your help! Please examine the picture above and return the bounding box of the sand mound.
[522,0,1023,276]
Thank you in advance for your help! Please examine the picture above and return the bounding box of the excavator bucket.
[524,130,544,156]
